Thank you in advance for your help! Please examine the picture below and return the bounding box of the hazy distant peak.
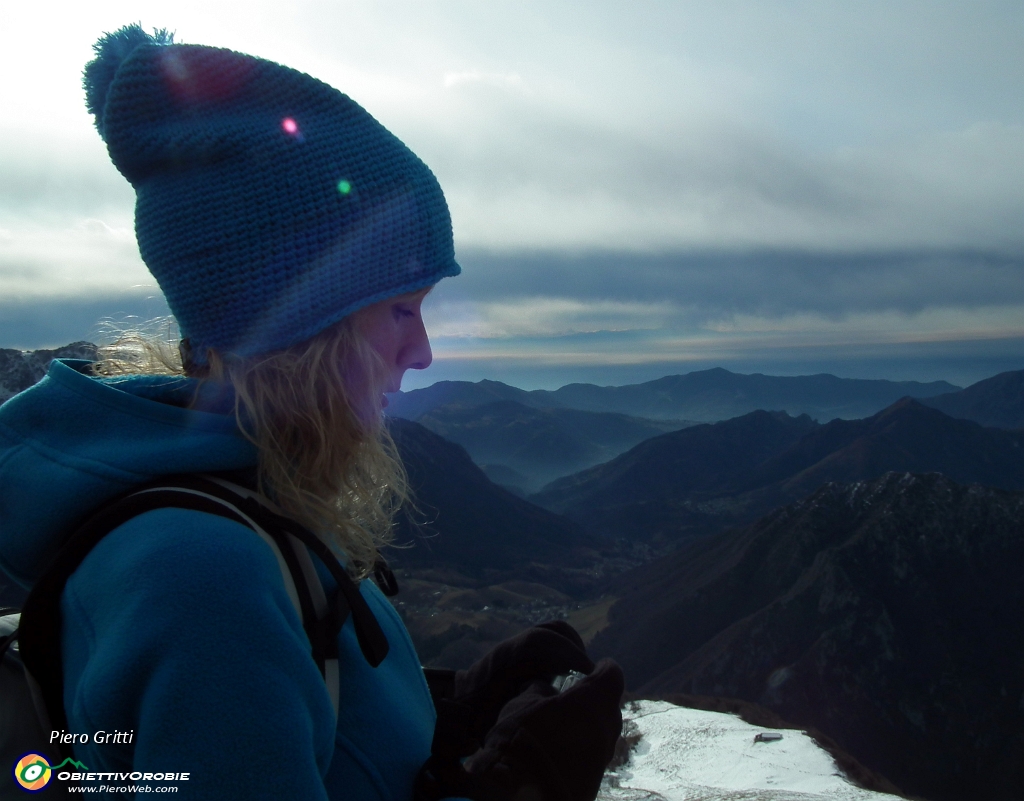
[392,368,962,424]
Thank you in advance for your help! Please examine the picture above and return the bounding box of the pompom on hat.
[84,24,460,365]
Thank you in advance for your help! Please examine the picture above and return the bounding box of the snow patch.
[600,700,898,801]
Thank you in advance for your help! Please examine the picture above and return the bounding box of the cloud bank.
[1,1,1022,388]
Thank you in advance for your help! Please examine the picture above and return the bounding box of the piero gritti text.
[51,729,135,745]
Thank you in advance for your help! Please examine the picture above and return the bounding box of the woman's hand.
[417,623,624,801]
[470,658,625,801]
[430,621,596,760]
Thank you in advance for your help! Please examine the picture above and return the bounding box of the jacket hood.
[0,359,256,589]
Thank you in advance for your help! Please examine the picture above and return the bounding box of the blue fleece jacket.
[0,360,436,799]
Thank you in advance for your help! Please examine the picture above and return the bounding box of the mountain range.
[591,472,1024,801]
[534,398,1024,547]
[388,367,960,423]
[386,367,979,493]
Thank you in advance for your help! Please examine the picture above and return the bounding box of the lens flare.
[281,117,305,143]
[337,180,352,195]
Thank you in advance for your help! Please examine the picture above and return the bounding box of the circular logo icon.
[13,754,52,792]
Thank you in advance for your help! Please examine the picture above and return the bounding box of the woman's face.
[350,287,433,409]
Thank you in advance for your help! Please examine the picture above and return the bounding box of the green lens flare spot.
[337,180,352,195]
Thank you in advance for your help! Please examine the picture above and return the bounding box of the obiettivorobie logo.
[13,754,87,793]
[11,753,191,793]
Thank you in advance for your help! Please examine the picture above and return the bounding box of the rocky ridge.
[592,472,1024,801]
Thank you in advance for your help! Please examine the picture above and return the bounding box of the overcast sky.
[2,1,1023,388]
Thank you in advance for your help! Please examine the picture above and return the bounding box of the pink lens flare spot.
[282,117,299,135]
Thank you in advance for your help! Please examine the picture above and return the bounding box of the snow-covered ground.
[600,700,899,801]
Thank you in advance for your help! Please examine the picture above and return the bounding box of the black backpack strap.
[229,494,391,667]
[174,475,392,665]
[128,477,346,671]
[19,475,390,752]
[373,557,400,597]
[122,475,391,668]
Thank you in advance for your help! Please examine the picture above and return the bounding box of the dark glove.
[430,621,595,761]
[423,659,625,801]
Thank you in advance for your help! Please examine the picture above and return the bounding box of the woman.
[0,25,622,800]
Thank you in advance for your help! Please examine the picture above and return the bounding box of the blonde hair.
[94,315,408,579]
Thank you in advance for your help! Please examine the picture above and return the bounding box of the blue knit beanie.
[84,25,460,365]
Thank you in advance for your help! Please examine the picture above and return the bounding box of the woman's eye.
[393,305,415,320]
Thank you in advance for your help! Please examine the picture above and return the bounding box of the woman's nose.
[402,315,432,371]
